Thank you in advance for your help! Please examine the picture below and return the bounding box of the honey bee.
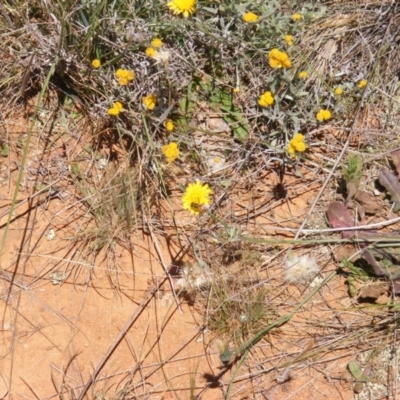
[190,202,209,213]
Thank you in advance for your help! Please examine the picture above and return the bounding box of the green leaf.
[342,154,363,187]
[348,361,362,379]
[0,146,8,157]
[178,78,197,129]
[341,258,369,277]
[208,86,249,141]
[346,276,357,297]
[70,163,80,176]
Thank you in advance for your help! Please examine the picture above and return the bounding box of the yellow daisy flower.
[107,102,123,116]
[182,181,211,215]
[334,87,343,96]
[298,71,307,79]
[294,141,306,152]
[268,48,291,69]
[164,119,174,131]
[292,13,302,21]
[284,35,293,46]
[316,109,331,122]
[145,47,157,57]
[161,142,179,163]
[115,69,135,85]
[287,133,306,156]
[287,142,296,156]
[114,102,123,111]
[91,59,101,68]
[142,94,156,110]
[258,91,274,108]
[357,79,367,89]
[151,38,162,48]
[242,12,258,23]
[115,69,127,78]
[293,133,304,142]
[167,0,195,18]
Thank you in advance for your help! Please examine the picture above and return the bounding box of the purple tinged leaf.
[378,170,400,211]
[361,249,385,276]
[327,202,356,238]
[354,382,364,394]
[391,150,400,179]
[393,278,400,295]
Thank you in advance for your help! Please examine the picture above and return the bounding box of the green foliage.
[342,154,363,186]
[210,88,249,142]
[348,361,371,394]
[0,145,8,157]
[340,258,369,297]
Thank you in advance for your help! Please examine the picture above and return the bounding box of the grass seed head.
[284,254,320,283]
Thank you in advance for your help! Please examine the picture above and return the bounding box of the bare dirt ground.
[2,105,400,400]
[0,114,359,400]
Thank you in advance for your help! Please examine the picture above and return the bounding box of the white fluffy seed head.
[283,254,320,283]
[174,264,213,292]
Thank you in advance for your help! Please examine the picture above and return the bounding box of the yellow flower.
[294,141,306,152]
[357,79,367,89]
[167,0,195,18]
[115,69,135,85]
[182,181,211,215]
[145,47,157,57]
[287,133,306,156]
[243,12,258,23]
[115,69,129,79]
[161,142,179,163]
[334,87,343,96]
[316,109,331,122]
[233,87,240,93]
[151,38,162,48]
[258,91,274,107]
[268,48,291,69]
[284,35,293,46]
[107,102,123,116]
[293,133,304,142]
[108,108,119,117]
[114,102,123,111]
[164,119,174,131]
[287,142,296,156]
[292,13,302,21]
[142,94,156,110]
[91,59,101,68]
[298,71,307,79]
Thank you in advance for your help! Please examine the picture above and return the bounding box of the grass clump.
[208,282,271,346]
[73,165,142,253]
